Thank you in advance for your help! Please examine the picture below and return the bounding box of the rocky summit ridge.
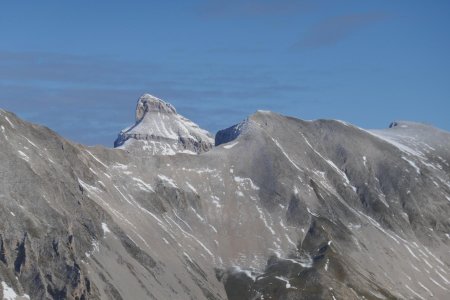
[0,96,450,300]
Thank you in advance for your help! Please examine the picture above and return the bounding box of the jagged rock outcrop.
[114,94,214,155]
[1,104,450,300]
[215,118,252,147]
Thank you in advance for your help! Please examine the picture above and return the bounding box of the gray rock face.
[114,94,214,155]
[1,104,450,300]
[136,94,177,118]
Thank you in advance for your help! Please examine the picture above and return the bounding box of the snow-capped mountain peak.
[114,94,214,155]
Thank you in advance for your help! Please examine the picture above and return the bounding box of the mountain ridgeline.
[1,94,450,300]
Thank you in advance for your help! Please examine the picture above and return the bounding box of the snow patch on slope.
[223,141,239,149]
[1,281,30,300]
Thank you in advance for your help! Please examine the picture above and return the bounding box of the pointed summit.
[114,94,214,155]
[136,94,177,121]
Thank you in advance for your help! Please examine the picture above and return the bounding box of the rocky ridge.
[0,96,450,300]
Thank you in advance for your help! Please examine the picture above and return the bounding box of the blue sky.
[1,1,449,146]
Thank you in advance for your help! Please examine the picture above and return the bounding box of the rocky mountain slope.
[1,95,450,299]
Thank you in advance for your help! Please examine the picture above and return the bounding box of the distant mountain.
[114,94,214,155]
[0,95,449,300]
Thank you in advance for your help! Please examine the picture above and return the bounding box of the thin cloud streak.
[0,51,162,88]
[196,0,316,18]
[293,12,390,49]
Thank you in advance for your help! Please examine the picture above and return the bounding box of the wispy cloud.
[0,51,162,88]
[196,0,315,18]
[293,12,389,49]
